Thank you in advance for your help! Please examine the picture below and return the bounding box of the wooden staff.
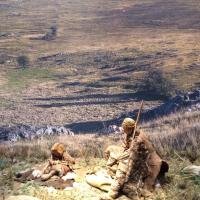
[125,100,144,182]
[132,100,144,139]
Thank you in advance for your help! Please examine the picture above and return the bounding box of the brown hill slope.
[0,0,200,127]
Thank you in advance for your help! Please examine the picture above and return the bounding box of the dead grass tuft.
[143,111,200,161]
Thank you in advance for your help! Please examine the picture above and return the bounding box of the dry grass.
[0,109,200,199]
[0,109,199,162]
[143,110,200,160]
[0,134,117,164]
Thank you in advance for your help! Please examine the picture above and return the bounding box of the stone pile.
[0,125,74,142]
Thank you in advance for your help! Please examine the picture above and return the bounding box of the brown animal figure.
[41,143,75,181]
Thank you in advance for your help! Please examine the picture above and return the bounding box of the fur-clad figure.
[41,143,75,181]
[105,118,169,199]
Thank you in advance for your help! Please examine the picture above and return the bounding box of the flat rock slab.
[6,195,41,200]
[182,165,200,176]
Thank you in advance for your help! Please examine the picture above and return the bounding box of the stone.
[0,125,75,142]
[32,169,42,179]
[182,165,200,176]
[62,172,77,181]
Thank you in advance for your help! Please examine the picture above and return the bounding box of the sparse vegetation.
[139,68,176,99]
[0,159,9,171]
[17,56,29,69]
[2,68,56,91]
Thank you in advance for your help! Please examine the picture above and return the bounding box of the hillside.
[0,0,200,128]
[0,1,200,199]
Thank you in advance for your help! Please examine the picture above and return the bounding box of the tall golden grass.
[0,134,118,164]
[0,110,199,163]
[143,110,200,160]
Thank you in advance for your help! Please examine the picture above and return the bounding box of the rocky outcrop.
[0,125,74,142]
[140,88,200,121]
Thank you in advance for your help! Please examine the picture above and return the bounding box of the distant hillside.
[0,0,200,127]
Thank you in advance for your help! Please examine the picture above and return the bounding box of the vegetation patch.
[0,158,9,171]
[2,68,56,92]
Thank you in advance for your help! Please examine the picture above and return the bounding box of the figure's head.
[122,118,135,135]
[51,143,65,159]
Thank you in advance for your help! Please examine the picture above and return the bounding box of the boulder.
[182,165,200,176]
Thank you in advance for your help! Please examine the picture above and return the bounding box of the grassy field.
[0,0,200,127]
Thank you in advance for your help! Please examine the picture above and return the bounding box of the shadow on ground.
[95,0,200,30]
[28,92,158,108]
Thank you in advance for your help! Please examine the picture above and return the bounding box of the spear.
[132,100,144,139]
[125,100,144,181]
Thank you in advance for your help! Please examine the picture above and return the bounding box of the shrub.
[17,55,29,69]
[140,68,175,99]
[0,159,9,171]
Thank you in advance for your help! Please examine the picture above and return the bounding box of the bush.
[0,159,9,171]
[17,55,29,69]
[140,68,175,99]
